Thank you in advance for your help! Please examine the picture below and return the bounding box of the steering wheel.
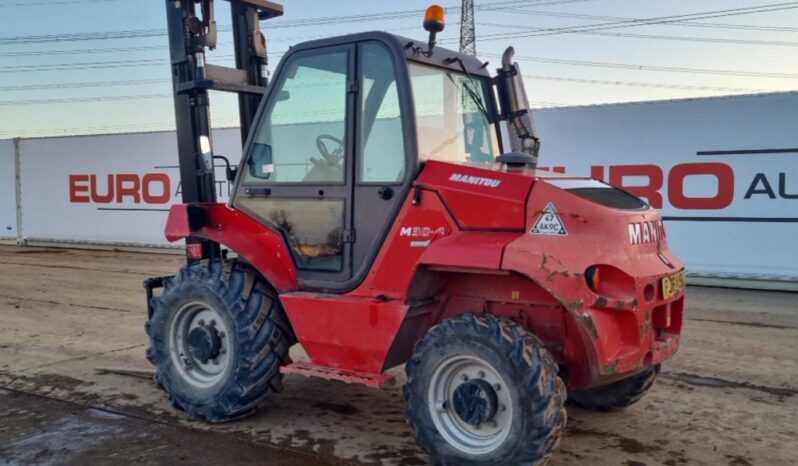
[315,134,345,166]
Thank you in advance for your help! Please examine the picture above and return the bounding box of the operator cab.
[232,30,503,290]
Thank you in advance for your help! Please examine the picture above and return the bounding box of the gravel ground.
[0,244,796,465]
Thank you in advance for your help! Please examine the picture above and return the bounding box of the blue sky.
[0,0,796,138]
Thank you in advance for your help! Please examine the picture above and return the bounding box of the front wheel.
[403,314,566,466]
[145,260,295,422]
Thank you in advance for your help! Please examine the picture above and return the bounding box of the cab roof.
[282,30,493,79]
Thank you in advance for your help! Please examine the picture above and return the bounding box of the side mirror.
[276,90,290,102]
[248,143,273,179]
[199,135,214,173]
[226,166,238,182]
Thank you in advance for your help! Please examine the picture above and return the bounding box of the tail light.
[584,265,636,301]
[585,266,601,291]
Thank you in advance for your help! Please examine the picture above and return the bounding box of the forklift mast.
[164,0,283,258]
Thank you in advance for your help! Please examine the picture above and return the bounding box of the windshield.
[409,62,499,165]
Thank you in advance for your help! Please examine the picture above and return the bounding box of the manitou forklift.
[145,1,686,464]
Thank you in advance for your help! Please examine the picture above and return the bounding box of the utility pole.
[459,0,476,55]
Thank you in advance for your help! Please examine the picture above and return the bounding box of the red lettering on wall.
[69,173,173,204]
[668,162,734,210]
[69,175,90,203]
[89,174,115,203]
[142,173,171,204]
[114,174,142,203]
[609,164,664,208]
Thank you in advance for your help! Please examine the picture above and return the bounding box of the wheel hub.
[452,379,499,426]
[428,355,513,455]
[188,324,221,363]
[169,302,231,388]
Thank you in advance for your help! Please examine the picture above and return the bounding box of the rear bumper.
[567,286,685,389]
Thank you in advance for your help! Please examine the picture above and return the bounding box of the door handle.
[244,187,271,197]
[378,186,393,200]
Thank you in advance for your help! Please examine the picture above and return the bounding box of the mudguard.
[164,203,299,292]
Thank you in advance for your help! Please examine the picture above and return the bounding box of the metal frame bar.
[164,0,283,260]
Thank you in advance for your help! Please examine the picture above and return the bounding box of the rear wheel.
[404,314,566,465]
[568,365,660,412]
[145,260,294,422]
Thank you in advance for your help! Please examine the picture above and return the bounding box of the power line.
[480,52,798,79]
[7,48,794,93]
[473,23,798,47]
[0,71,776,107]
[474,2,798,41]
[522,74,770,93]
[0,78,169,92]
[0,58,171,73]
[0,0,128,7]
[0,0,572,45]
[0,93,172,107]
[576,30,798,47]
[491,8,798,33]
[0,45,166,57]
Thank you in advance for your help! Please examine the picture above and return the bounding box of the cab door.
[233,45,356,286]
[351,41,413,283]
[234,40,414,291]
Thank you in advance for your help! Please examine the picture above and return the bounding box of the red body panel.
[420,232,519,270]
[502,180,683,387]
[164,203,298,291]
[279,293,409,373]
[419,161,532,230]
[163,161,685,390]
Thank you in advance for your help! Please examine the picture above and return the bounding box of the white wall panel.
[536,92,798,279]
[0,139,17,239]
[18,128,240,245]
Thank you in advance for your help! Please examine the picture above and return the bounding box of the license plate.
[661,270,686,300]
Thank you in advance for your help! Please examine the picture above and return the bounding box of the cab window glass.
[409,62,498,165]
[236,197,344,271]
[359,43,405,183]
[244,50,348,184]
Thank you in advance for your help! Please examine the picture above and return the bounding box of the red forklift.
[145,1,686,464]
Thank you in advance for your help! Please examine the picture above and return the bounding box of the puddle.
[3,415,126,466]
[88,408,127,420]
[662,371,797,398]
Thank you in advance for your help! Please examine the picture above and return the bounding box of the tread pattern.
[404,313,567,466]
[145,260,295,422]
[568,365,660,412]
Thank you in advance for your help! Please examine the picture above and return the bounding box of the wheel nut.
[210,319,217,327]
[220,348,227,355]
[494,383,501,391]
[212,358,219,365]
[219,331,226,338]
[461,374,469,381]
[500,404,507,412]
[198,319,205,326]
[488,420,498,428]
[434,400,447,412]
[478,370,486,379]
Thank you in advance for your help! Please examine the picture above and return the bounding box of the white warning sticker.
[530,202,568,236]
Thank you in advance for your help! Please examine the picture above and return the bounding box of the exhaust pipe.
[497,46,540,167]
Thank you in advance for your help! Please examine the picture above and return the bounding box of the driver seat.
[302,158,343,183]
